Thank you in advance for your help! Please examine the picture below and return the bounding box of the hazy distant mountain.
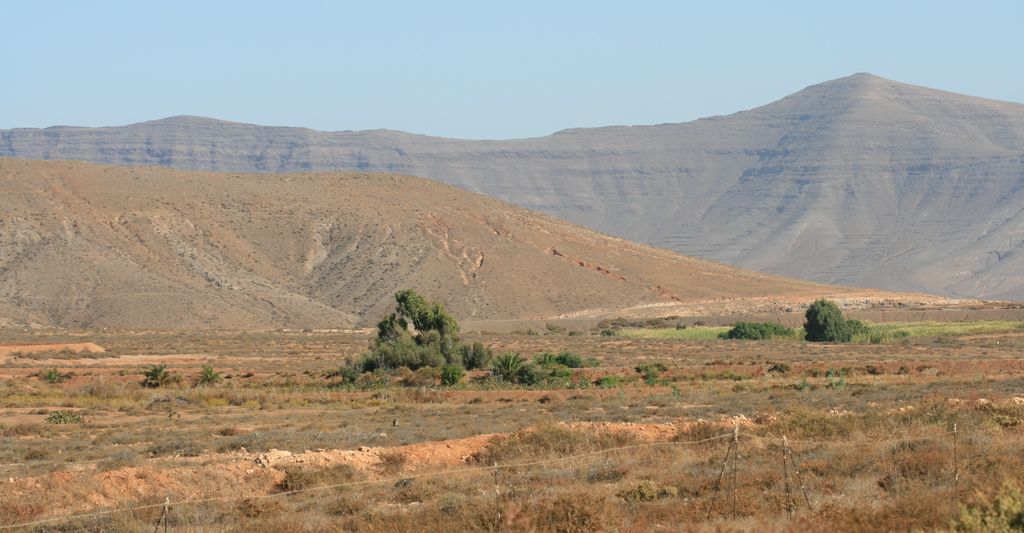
[3,73,1023,299]
[2,159,891,329]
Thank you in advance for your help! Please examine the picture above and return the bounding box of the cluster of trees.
[353,290,493,384]
[348,290,600,386]
[722,299,867,342]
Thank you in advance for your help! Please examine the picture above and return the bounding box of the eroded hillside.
[0,158,908,329]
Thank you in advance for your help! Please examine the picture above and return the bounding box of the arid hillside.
[4,74,1022,299]
[0,158,921,329]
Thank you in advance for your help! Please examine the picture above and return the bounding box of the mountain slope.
[3,74,1023,299]
[0,158,887,329]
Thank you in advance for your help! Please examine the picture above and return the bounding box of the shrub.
[722,321,795,340]
[45,410,83,424]
[804,299,865,342]
[440,364,465,386]
[461,342,493,370]
[554,352,584,368]
[474,424,636,464]
[329,365,361,384]
[196,364,222,386]
[97,450,140,471]
[826,368,847,390]
[141,364,175,388]
[535,351,584,368]
[278,464,360,492]
[534,352,559,366]
[377,451,407,476]
[954,482,1024,532]
[492,352,525,381]
[596,375,623,388]
[515,364,543,386]
[767,362,791,374]
[38,368,68,384]
[363,290,495,374]
[636,363,668,385]
[617,483,679,502]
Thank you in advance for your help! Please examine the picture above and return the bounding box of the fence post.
[152,496,169,533]
[731,426,740,519]
[706,430,736,521]
[788,442,812,511]
[493,463,501,532]
[952,423,959,495]
[782,436,793,519]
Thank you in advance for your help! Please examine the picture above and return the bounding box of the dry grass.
[0,325,1022,531]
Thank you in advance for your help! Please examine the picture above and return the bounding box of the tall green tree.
[362,290,464,371]
[804,299,864,342]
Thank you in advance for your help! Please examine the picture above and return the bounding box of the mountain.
[0,158,908,330]
[3,74,1023,300]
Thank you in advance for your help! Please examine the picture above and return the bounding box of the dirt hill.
[4,74,1021,300]
[0,158,930,329]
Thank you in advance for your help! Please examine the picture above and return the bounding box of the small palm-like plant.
[40,368,68,384]
[142,363,174,388]
[491,352,525,382]
[197,364,222,386]
[534,352,559,367]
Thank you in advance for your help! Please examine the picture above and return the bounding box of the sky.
[3,1,1022,139]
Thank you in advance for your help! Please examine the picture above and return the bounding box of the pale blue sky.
[3,1,1021,139]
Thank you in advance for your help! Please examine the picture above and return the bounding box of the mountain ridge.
[3,73,1023,300]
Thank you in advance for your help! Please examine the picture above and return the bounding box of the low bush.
[473,425,636,464]
[722,321,796,340]
[38,368,69,384]
[141,364,176,388]
[596,375,623,388]
[45,410,83,424]
[617,482,679,502]
[954,482,1024,532]
[461,343,493,370]
[636,363,668,384]
[278,464,360,492]
[440,364,465,386]
[492,352,529,383]
[196,364,222,386]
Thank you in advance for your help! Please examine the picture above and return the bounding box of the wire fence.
[0,423,1016,530]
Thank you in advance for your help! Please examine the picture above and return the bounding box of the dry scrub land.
[1,317,1023,531]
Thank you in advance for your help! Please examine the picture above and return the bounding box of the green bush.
[596,375,623,388]
[516,364,543,386]
[461,342,493,370]
[826,368,847,390]
[45,410,83,424]
[535,351,585,368]
[492,352,526,382]
[39,368,68,384]
[954,482,1024,532]
[440,364,465,386]
[329,365,361,384]
[361,290,496,375]
[804,299,865,342]
[722,321,795,340]
[636,363,668,385]
[197,364,222,386]
[142,363,175,388]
